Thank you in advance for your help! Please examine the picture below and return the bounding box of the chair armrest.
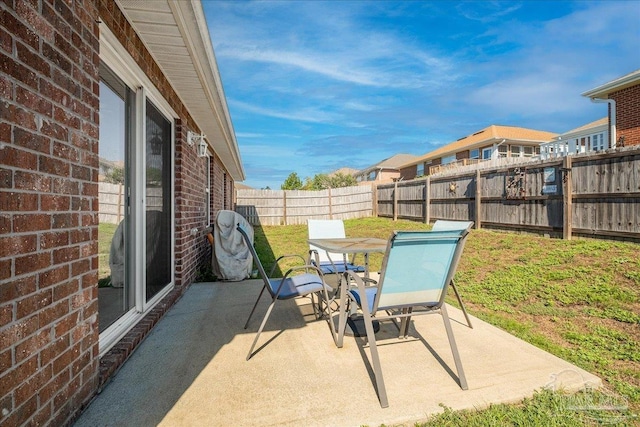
[343,270,377,286]
[343,270,378,312]
[361,277,378,285]
[268,254,307,277]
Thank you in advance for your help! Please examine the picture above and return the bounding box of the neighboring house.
[582,69,640,148]
[540,118,608,159]
[1,1,244,426]
[330,167,359,177]
[399,125,557,180]
[354,153,418,184]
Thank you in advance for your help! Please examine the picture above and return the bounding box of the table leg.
[336,273,347,347]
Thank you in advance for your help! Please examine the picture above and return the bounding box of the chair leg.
[450,280,473,328]
[309,292,319,319]
[399,307,413,338]
[441,304,468,390]
[362,308,389,408]
[244,286,267,329]
[246,298,277,361]
[336,284,348,348]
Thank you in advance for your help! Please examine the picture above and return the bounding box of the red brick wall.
[211,154,231,213]
[174,121,211,287]
[611,83,640,147]
[1,1,236,425]
[0,1,101,425]
[399,166,417,180]
[456,150,469,160]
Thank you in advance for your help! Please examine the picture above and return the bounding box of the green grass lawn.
[98,222,118,286]
[253,217,639,425]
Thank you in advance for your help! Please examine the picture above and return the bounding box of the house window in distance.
[442,154,456,164]
[498,145,508,158]
[511,145,522,157]
[470,148,479,159]
[592,133,606,151]
[523,146,535,157]
[416,163,424,176]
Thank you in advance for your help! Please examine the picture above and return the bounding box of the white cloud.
[239,143,296,158]
[210,1,461,91]
[229,99,341,124]
[462,1,640,125]
[456,1,523,23]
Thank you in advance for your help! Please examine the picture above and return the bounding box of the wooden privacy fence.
[236,185,373,226]
[376,147,640,240]
[98,182,164,225]
[98,182,124,224]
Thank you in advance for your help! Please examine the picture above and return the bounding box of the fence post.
[372,184,378,217]
[328,187,333,219]
[283,191,287,225]
[423,177,430,224]
[475,169,481,229]
[563,156,572,240]
[393,181,398,221]
[117,183,123,224]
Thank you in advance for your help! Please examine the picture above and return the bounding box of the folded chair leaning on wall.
[237,223,335,360]
[431,220,474,328]
[337,228,471,408]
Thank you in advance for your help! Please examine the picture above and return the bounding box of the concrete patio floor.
[75,280,601,427]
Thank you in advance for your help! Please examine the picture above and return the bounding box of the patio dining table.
[307,237,388,337]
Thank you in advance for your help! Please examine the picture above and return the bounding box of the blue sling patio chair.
[307,219,368,313]
[237,224,335,360]
[307,219,366,275]
[336,228,471,408]
[431,220,474,328]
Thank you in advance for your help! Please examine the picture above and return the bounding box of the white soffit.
[116,0,245,181]
[582,69,640,99]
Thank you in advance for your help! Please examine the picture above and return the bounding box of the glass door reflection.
[98,65,134,332]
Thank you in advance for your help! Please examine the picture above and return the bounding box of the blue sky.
[203,1,640,189]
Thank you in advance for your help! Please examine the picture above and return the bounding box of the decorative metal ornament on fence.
[505,167,526,200]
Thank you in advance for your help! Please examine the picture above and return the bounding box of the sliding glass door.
[98,59,174,352]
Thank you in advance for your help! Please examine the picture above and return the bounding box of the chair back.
[307,219,346,264]
[431,220,473,266]
[431,220,473,232]
[375,229,468,312]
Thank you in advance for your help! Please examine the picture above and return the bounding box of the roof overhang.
[582,69,640,100]
[116,0,244,181]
